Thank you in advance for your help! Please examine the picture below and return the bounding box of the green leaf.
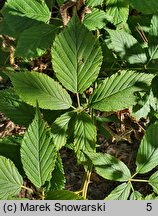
[6,71,72,110]
[132,90,156,120]
[83,8,109,31]
[1,0,51,36]
[144,194,158,200]
[21,105,57,188]
[106,0,129,25]
[130,191,142,200]
[109,30,147,64]
[89,70,154,112]
[49,154,65,191]
[52,14,102,93]
[129,0,158,14]
[45,190,83,200]
[105,182,131,200]
[148,14,158,60]
[0,156,23,199]
[86,0,104,7]
[86,152,131,181]
[149,171,158,194]
[136,122,158,174]
[16,24,58,58]
[0,88,35,126]
[74,112,96,163]
[143,194,157,200]
[51,112,75,151]
[0,136,24,175]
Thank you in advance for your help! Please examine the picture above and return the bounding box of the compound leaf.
[52,14,102,93]
[0,156,23,199]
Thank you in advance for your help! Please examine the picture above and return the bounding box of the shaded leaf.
[51,112,76,151]
[148,14,158,60]
[86,152,131,181]
[132,90,156,120]
[1,0,50,36]
[16,24,59,58]
[45,190,83,200]
[6,71,72,110]
[0,156,23,199]
[89,70,154,112]
[49,154,65,191]
[136,122,158,174]
[74,113,96,163]
[149,171,158,194]
[129,0,158,14]
[109,30,147,64]
[52,14,102,93]
[0,136,24,175]
[21,105,57,188]
[0,88,35,126]
[105,182,131,200]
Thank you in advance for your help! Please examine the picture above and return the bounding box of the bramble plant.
[1,0,158,200]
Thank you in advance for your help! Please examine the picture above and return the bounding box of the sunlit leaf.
[6,71,72,110]
[106,0,129,25]
[52,14,102,93]
[89,70,154,112]
[21,105,57,188]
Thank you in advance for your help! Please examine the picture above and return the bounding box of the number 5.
[146,203,152,211]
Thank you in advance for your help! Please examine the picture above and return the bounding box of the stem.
[81,164,93,199]
[76,93,81,109]
[130,179,149,183]
[129,181,135,192]
[21,186,33,193]
[41,189,45,200]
